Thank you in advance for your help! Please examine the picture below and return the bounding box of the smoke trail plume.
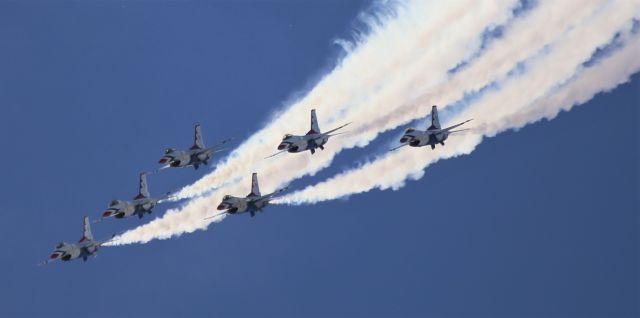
[172,0,521,199]
[105,0,639,245]
[277,20,640,205]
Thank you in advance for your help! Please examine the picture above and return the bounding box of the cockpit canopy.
[109,200,121,207]
[55,242,65,249]
[405,128,415,134]
[282,134,293,140]
[164,148,176,154]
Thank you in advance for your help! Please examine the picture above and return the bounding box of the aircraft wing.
[388,143,409,152]
[253,187,288,204]
[199,137,233,155]
[267,187,288,198]
[204,211,229,220]
[155,191,175,204]
[448,128,471,134]
[322,122,352,136]
[264,149,287,159]
[97,230,126,247]
[442,119,473,132]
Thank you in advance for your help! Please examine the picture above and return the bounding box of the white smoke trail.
[277,19,640,205]
[172,0,520,199]
[105,0,637,245]
[106,0,524,245]
[171,0,607,200]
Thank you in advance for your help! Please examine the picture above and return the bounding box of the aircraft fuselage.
[400,129,449,149]
[49,240,99,262]
[278,134,328,154]
[217,196,269,215]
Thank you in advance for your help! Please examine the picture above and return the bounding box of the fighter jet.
[39,216,113,265]
[268,109,350,157]
[205,173,287,219]
[159,124,231,170]
[102,173,168,220]
[393,105,472,150]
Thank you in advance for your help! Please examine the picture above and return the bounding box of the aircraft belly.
[290,141,307,152]
[234,201,249,213]
[249,200,267,211]
[66,248,81,260]
[124,206,136,217]
[428,134,438,145]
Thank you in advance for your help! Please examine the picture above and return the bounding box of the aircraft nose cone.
[102,211,113,218]
[277,144,286,150]
[159,158,168,164]
[50,253,60,259]
[400,137,408,143]
[217,204,227,210]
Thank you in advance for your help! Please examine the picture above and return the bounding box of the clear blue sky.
[0,1,638,317]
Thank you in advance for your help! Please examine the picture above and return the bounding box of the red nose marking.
[217,205,226,210]
[103,211,112,217]
[400,137,408,143]
[277,144,286,150]
[159,158,168,164]
[50,253,60,259]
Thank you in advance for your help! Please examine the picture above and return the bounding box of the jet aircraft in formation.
[267,109,350,158]
[159,124,231,170]
[43,106,470,265]
[206,173,287,219]
[102,173,169,220]
[392,105,472,151]
[39,217,114,265]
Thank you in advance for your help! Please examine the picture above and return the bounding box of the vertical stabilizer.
[191,124,205,150]
[248,172,261,197]
[427,105,441,130]
[134,173,150,200]
[79,216,93,242]
[307,109,321,135]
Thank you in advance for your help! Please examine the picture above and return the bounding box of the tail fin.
[79,216,93,242]
[191,124,205,150]
[134,173,150,200]
[307,109,320,135]
[248,172,261,197]
[427,105,441,130]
